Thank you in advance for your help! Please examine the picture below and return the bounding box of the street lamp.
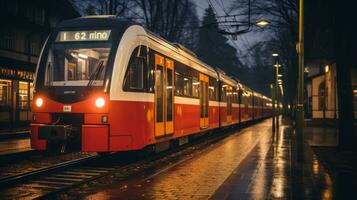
[272,53,282,132]
[255,19,270,28]
[216,0,270,36]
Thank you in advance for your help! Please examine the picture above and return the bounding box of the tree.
[230,0,298,116]
[71,0,129,16]
[196,6,242,77]
[71,0,200,50]
[130,0,199,50]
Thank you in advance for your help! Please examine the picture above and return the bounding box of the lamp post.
[296,0,305,162]
[272,53,281,132]
[275,63,281,130]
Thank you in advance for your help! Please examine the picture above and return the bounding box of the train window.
[221,84,227,102]
[209,77,218,101]
[227,88,232,115]
[123,46,147,91]
[45,42,112,86]
[192,77,199,98]
[174,72,184,96]
[156,65,164,122]
[208,85,215,101]
[167,68,173,121]
[238,90,242,104]
[232,89,238,103]
[184,77,192,96]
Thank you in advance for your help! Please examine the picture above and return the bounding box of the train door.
[226,86,232,123]
[154,54,174,137]
[199,74,209,129]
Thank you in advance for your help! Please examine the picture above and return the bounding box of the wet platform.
[0,128,30,139]
[0,127,31,156]
[83,119,340,200]
[0,138,32,156]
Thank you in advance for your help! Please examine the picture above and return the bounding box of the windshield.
[45,42,112,87]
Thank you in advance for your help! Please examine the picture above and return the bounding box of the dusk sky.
[195,0,271,66]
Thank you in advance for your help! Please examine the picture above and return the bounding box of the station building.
[0,0,79,128]
[305,60,357,120]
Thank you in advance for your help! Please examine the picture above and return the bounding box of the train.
[30,16,272,152]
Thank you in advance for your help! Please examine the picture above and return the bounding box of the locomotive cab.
[31,16,131,152]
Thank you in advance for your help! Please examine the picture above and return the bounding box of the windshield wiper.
[87,60,104,87]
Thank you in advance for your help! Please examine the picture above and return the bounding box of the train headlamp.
[95,97,105,108]
[35,98,43,107]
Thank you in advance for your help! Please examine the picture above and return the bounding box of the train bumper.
[82,125,109,152]
[31,124,47,150]
[38,125,72,141]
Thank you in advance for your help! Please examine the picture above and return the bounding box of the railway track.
[0,155,108,199]
[0,121,259,199]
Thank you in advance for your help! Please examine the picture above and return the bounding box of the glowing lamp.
[35,98,43,107]
[255,19,270,28]
[325,65,329,73]
[95,97,105,108]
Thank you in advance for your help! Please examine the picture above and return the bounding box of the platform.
[0,137,31,156]
[82,119,341,200]
[0,127,32,156]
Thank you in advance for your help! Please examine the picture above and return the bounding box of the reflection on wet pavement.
[212,122,291,199]
[307,126,338,147]
[83,118,338,200]
[85,120,273,200]
[0,138,31,155]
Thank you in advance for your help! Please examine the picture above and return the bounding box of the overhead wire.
[207,0,243,59]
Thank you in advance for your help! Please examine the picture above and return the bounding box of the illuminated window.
[221,85,227,102]
[318,81,326,111]
[0,79,11,106]
[183,77,192,96]
[45,42,112,86]
[209,77,218,101]
[192,77,199,98]
[18,81,29,109]
[174,72,184,96]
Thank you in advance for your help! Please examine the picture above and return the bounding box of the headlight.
[95,97,105,108]
[35,98,43,107]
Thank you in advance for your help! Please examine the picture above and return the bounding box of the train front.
[31,17,125,152]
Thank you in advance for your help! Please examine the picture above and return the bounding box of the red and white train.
[31,16,272,152]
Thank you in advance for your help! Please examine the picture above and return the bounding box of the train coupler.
[38,125,72,141]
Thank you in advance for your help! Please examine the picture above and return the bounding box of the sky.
[195,0,270,66]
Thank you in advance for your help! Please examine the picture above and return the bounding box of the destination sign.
[57,30,111,42]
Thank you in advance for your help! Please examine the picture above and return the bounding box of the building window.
[18,81,30,110]
[318,81,326,110]
[26,39,37,55]
[25,6,34,22]
[0,32,15,50]
[0,79,12,107]
[1,0,18,16]
[35,8,45,25]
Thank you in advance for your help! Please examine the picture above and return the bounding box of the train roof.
[144,29,219,78]
[55,16,270,97]
[56,15,134,29]
[218,73,238,87]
